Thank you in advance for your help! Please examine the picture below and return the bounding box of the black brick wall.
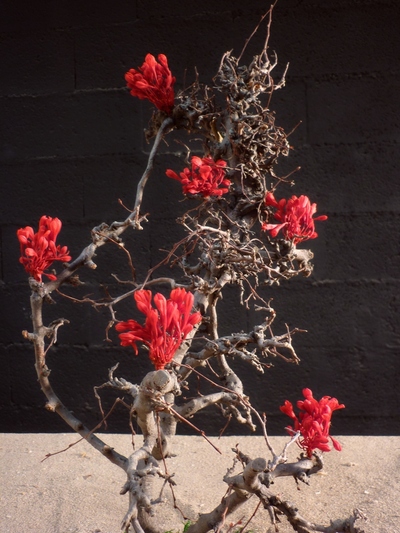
[1,0,399,435]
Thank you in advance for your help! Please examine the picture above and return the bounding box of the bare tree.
[17,5,366,533]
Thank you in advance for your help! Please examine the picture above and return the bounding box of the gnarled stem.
[26,288,128,471]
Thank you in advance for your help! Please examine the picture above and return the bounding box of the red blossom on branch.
[280,388,345,457]
[125,53,176,114]
[166,156,230,198]
[116,288,202,370]
[262,192,328,245]
[17,216,71,282]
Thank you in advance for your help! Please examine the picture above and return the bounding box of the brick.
[316,212,400,280]
[269,81,308,147]
[142,155,193,221]
[245,278,400,354]
[74,16,244,92]
[0,90,143,162]
[0,154,160,226]
[307,75,400,144]
[0,0,138,33]
[270,4,400,79]
[2,339,399,435]
[0,161,84,225]
[242,345,400,435]
[279,143,400,214]
[73,23,144,91]
[5,342,153,432]
[0,31,75,97]
[0,344,11,406]
[135,0,397,22]
[0,283,36,342]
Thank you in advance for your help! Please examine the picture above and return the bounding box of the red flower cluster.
[262,192,328,245]
[166,156,230,198]
[116,288,202,370]
[280,388,345,457]
[125,53,176,114]
[17,216,71,282]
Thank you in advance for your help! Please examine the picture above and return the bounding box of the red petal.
[331,436,342,451]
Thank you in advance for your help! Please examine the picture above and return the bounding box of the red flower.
[125,53,176,114]
[166,156,230,198]
[262,192,328,245]
[116,288,202,370]
[17,216,71,282]
[280,388,345,457]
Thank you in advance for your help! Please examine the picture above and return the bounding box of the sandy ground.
[1,434,399,533]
